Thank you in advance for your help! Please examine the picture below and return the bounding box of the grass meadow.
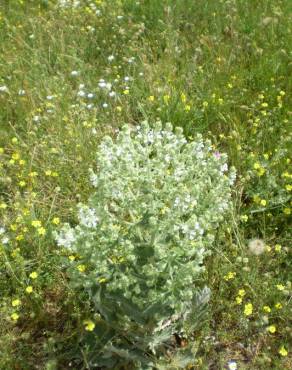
[0,0,291,369]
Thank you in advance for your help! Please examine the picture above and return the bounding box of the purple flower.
[214,151,221,159]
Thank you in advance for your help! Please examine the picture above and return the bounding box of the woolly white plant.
[56,121,236,367]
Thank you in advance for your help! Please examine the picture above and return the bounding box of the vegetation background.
[0,0,291,369]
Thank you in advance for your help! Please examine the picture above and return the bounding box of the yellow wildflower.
[31,220,42,228]
[244,303,253,316]
[37,227,46,236]
[267,325,276,334]
[224,271,236,281]
[278,346,288,357]
[12,153,20,160]
[240,215,248,222]
[52,217,60,225]
[238,289,245,297]
[29,271,38,279]
[12,299,21,307]
[235,296,242,305]
[163,95,170,104]
[275,244,282,252]
[263,306,271,313]
[276,284,284,291]
[275,303,282,309]
[25,286,33,294]
[11,248,20,257]
[11,313,19,321]
[83,319,95,331]
[77,264,86,273]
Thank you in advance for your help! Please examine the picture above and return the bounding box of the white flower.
[89,169,98,187]
[78,206,98,228]
[227,360,237,370]
[87,93,94,99]
[18,89,26,96]
[108,55,115,62]
[58,0,80,7]
[2,236,9,244]
[0,227,5,235]
[77,90,85,97]
[248,239,265,255]
[98,80,111,90]
[0,85,8,93]
[220,163,229,174]
[102,103,108,108]
[71,70,79,76]
[56,224,76,249]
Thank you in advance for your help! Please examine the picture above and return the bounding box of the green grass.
[0,0,291,368]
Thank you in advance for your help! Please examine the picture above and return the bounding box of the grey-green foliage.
[56,121,236,367]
